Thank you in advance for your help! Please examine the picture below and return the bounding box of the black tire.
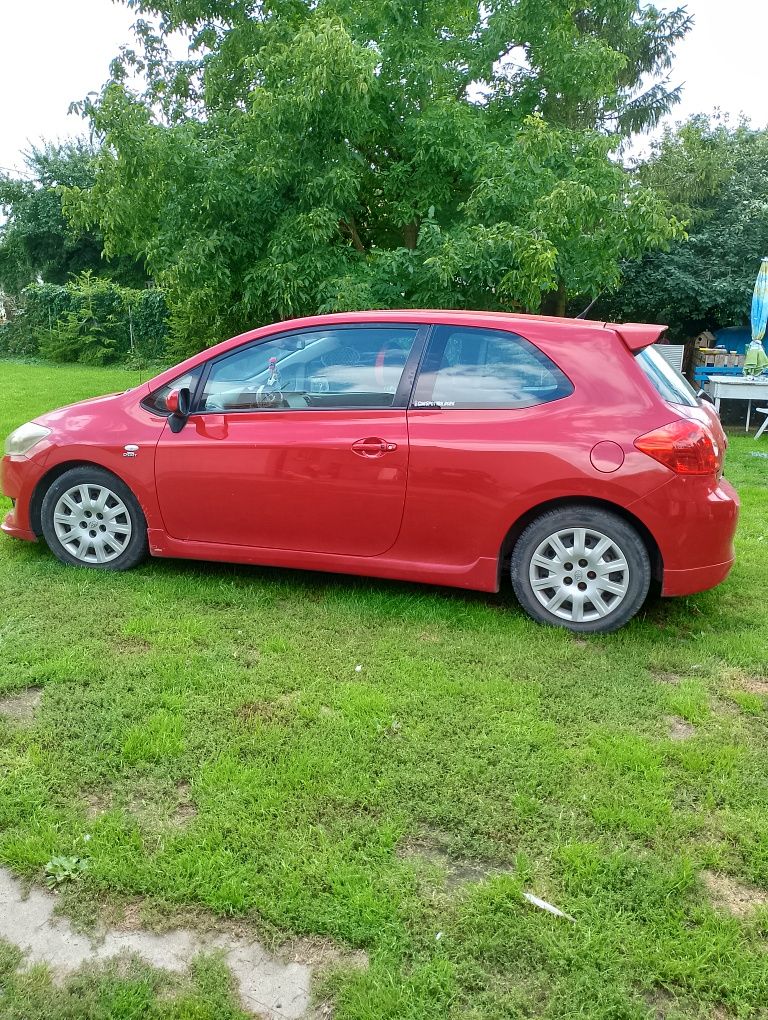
[41,466,148,571]
[510,505,651,634]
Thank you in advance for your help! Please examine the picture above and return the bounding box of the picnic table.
[704,375,768,431]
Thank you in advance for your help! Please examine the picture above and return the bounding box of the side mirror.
[166,387,191,432]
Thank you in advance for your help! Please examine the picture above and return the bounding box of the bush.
[0,272,169,364]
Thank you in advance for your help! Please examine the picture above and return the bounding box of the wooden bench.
[693,365,743,385]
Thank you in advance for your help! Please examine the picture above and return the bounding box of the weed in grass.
[45,855,89,888]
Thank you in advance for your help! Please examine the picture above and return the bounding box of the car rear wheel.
[510,506,651,633]
[41,467,148,571]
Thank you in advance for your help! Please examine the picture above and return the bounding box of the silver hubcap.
[529,527,630,624]
[52,483,132,564]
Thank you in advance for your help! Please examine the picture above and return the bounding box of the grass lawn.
[1,359,768,1019]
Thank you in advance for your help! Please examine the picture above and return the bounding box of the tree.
[0,140,146,297]
[599,117,768,339]
[66,0,688,354]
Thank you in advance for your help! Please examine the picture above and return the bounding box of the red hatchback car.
[2,310,738,632]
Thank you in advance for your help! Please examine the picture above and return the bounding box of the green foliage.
[44,855,89,888]
[64,0,688,355]
[600,116,768,338]
[0,141,146,297]
[0,273,169,365]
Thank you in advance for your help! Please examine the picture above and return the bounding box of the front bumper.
[1,452,47,542]
[1,506,37,541]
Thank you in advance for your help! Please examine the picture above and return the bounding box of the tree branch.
[339,215,366,253]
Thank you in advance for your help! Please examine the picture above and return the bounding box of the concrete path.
[0,867,311,1019]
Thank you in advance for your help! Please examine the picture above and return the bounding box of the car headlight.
[4,422,52,457]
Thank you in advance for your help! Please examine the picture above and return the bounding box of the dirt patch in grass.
[398,833,513,891]
[172,782,198,825]
[702,870,768,918]
[418,630,442,644]
[666,716,696,741]
[0,685,42,723]
[119,901,146,931]
[742,680,768,696]
[652,671,683,686]
[237,694,299,725]
[112,636,152,654]
[237,700,286,724]
[83,791,111,820]
[736,677,768,696]
[644,987,678,1019]
[128,783,198,829]
[82,782,197,829]
[720,667,768,696]
[283,936,368,972]
[232,647,261,667]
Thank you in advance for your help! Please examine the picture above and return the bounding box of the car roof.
[147,309,667,392]
[226,308,614,336]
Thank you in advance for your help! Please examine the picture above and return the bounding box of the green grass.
[0,940,250,1020]
[2,359,768,1018]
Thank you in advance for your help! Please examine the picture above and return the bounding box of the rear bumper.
[661,556,735,597]
[633,475,739,597]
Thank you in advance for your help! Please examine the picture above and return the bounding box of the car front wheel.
[510,506,651,633]
[41,467,148,570]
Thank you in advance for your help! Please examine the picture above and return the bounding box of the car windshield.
[635,346,700,408]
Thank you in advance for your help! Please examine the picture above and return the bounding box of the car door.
[154,323,426,556]
[402,323,576,565]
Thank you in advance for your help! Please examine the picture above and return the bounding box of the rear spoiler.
[606,322,668,352]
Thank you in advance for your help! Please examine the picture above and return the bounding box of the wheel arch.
[29,460,139,537]
[498,496,663,590]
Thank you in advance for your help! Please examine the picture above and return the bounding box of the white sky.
[0,0,766,176]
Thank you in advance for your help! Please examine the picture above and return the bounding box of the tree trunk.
[540,278,567,317]
[403,220,419,250]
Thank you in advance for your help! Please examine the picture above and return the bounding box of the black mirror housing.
[168,386,192,432]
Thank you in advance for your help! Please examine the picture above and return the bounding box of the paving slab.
[0,867,311,1019]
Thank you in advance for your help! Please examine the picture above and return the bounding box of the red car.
[2,310,738,633]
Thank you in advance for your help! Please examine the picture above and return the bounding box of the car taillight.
[634,419,722,475]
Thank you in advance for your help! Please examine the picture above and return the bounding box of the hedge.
[0,272,169,365]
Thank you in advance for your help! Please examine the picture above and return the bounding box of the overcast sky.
[1,0,766,175]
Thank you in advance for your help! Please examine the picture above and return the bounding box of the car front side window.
[199,326,421,412]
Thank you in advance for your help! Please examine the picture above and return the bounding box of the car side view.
[2,310,739,633]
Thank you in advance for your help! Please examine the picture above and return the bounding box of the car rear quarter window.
[412,325,573,410]
[635,347,699,408]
